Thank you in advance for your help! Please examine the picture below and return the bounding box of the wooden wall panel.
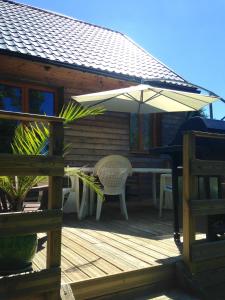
[64,88,166,202]
[0,54,182,203]
[161,112,186,145]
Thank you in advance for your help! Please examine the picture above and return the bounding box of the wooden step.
[176,261,225,299]
[71,263,176,300]
[61,284,76,300]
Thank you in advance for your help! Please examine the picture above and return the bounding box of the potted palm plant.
[0,101,104,275]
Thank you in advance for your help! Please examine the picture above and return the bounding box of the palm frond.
[11,122,49,156]
[63,143,72,157]
[0,175,45,201]
[66,169,104,201]
[5,99,105,211]
[59,101,105,124]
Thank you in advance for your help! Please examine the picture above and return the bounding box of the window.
[0,81,58,153]
[130,113,161,152]
[0,81,57,115]
[0,84,22,112]
[29,89,55,115]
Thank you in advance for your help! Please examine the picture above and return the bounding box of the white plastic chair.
[62,176,78,213]
[159,173,173,217]
[94,155,132,221]
[62,188,78,213]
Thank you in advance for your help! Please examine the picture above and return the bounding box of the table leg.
[152,173,157,206]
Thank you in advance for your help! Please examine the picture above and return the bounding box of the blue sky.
[20,0,225,119]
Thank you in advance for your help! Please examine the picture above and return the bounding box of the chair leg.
[96,195,103,221]
[159,175,165,217]
[119,191,128,220]
[78,184,88,220]
[89,189,95,216]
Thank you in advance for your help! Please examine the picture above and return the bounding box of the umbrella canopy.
[72,84,219,114]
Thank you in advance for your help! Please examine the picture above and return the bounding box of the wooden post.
[182,132,197,271]
[172,159,180,241]
[47,122,64,300]
[47,122,64,268]
[0,111,64,300]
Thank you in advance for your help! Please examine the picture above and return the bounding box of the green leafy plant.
[0,101,105,212]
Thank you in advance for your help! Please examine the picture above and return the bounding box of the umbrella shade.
[72,84,219,114]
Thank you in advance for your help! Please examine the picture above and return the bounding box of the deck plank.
[66,226,155,267]
[76,223,168,263]
[62,234,122,275]
[33,209,180,286]
[65,229,149,269]
[83,219,179,258]
[62,228,135,271]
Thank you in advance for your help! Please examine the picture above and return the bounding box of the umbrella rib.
[144,87,208,110]
[85,92,139,109]
[143,93,160,103]
[125,93,140,103]
[84,93,125,108]
[168,90,216,104]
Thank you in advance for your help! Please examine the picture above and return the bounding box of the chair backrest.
[94,155,132,195]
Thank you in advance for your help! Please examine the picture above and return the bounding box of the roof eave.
[0,49,196,92]
[0,49,141,81]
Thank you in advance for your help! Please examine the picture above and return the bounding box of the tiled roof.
[0,0,186,83]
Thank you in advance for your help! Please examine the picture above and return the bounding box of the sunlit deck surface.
[33,207,181,285]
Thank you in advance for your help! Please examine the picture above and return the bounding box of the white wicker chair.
[94,155,132,221]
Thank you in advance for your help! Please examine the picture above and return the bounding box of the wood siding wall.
[161,112,186,146]
[0,54,186,203]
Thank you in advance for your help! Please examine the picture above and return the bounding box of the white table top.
[65,167,171,174]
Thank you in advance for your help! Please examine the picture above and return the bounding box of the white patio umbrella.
[72,84,219,114]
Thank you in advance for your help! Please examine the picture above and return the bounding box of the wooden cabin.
[2,2,225,300]
[0,0,193,202]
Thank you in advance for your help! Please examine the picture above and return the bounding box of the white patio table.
[65,167,171,220]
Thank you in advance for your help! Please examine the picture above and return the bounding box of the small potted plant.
[0,101,104,275]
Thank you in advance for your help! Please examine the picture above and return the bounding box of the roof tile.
[0,0,185,83]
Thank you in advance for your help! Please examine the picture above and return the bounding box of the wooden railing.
[0,111,64,300]
[183,131,225,273]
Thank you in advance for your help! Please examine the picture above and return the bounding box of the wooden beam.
[191,159,225,176]
[0,154,64,176]
[191,240,225,262]
[71,264,175,300]
[0,268,61,299]
[0,54,131,93]
[193,257,225,274]
[0,110,63,123]
[0,210,62,235]
[191,199,225,216]
[190,131,225,140]
[61,284,76,300]
[47,122,64,270]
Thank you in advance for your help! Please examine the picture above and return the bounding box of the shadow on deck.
[34,206,183,299]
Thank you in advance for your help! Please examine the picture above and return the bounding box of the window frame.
[0,80,58,115]
[129,113,161,153]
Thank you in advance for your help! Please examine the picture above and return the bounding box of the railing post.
[47,121,64,299]
[182,132,197,272]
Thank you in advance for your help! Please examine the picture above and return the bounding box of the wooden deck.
[33,207,181,299]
